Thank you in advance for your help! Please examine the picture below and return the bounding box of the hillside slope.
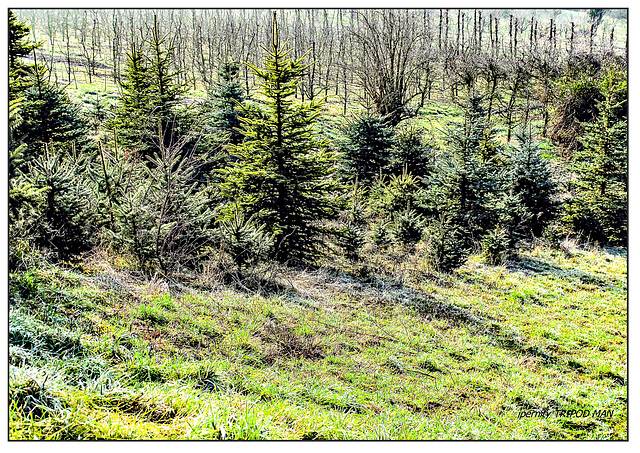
[9,242,627,440]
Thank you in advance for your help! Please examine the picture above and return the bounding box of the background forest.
[9,8,627,440]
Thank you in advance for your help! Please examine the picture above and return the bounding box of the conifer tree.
[102,132,216,274]
[110,43,152,152]
[566,70,627,245]
[111,16,188,159]
[9,10,40,100]
[12,67,90,166]
[147,14,188,152]
[22,147,96,261]
[389,125,433,177]
[220,13,343,264]
[426,95,502,243]
[339,115,396,186]
[508,131,558,238]
[207,61,246,145]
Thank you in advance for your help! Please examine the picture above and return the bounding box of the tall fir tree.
[9,10,40,100]
[220,13,343,264]
[566,69,627,245]
[147,14,188,153]
[111,15,188,159]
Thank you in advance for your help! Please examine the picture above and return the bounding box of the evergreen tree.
[101,134,216,274]
[337,182,368,261]
[389,125,433,177]
[109,43,152,153]
[111,16,189,160]
[424,213,470,272]
[207,61,246,145]
[565,70,627,245]
[147,14,188,153]
[339,115,396,186]
[198,61,247,181]
[12,67,90,166]
[9,10,40,100]
[22,148,96,261]
[425,95,502,243]
[507,131,558,238]
[220,13,344,264]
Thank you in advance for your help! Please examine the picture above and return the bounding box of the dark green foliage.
[565,70,627,245]
[207,61,246,145]
[369,170,424,219]
[370,219,393,248]
[12,68,90,165]
[482,226,511,265]
[392,208,425,246]
[103,138,216,274]
[220,15,344,264]
[216,206,274,271]
[109,44,153,153]
[507,132,558,237]
[9,10,41,99]
[389,125,433,177]
[19,149,96,261]
[339,115,396,186]
[110,16,189,159]
[337,183,368,260]
[424,214,470,272]
[84,93,113,133]
[146,15,189,152]
[425,96,501,243]
[485,191,531,249]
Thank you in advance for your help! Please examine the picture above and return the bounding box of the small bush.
[370,219,393,248]
[216,206,274,271]
[482,226,511,265]
[425,216,470,272]
[392,208,425,246]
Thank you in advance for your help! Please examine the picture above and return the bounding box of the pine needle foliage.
[13,68,89,165]
[9,9,41,100]
[207,61,246,145]
[339,115,396,186]
[216,205,274,271]
[425,95,502,243]
[23,147,96,261]
[110,43,152,153]
[110,15,189,160]
[220,13,343,264]
[565,69,627,245]
[507,131,558,238]
[103,134,216,275]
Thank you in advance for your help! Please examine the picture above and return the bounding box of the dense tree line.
[9,9,627,279]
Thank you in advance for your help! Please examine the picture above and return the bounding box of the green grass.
[9,240,627,439]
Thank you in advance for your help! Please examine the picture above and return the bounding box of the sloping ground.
[9,243,626,439]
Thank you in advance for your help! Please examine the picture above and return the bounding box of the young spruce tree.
[208,61,246,145]
[566,69,627,245]
[220,13,343,264]
[9,10,40,101]
[110,43,152,153]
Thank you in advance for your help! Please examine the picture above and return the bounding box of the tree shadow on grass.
[506,256,618,289]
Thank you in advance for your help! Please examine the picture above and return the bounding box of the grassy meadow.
[9,240,627,440]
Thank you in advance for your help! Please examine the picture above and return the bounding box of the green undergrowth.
[9,242,627,440]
